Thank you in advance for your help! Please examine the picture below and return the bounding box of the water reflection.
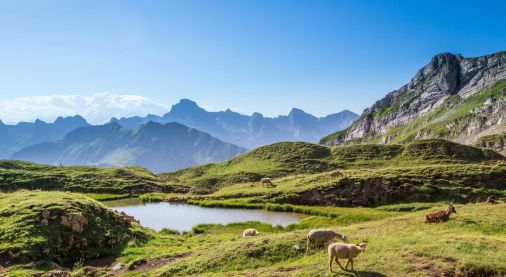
[104,199,303,232]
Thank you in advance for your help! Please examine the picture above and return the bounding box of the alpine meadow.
[1,1,506,277]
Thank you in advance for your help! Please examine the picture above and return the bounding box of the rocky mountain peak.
[321,51,506,146]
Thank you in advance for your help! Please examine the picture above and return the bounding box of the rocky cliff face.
[320,51,506,146]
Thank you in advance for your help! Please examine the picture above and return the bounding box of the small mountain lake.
[104,198,304,232]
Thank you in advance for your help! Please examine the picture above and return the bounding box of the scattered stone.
[80,238,88,247]
[128,259,147,270]
[41,210,51,219]
[166,196,187,203]
[41,219,49,226]
[112,263,124,271]
[60,214,88,233]
[66,235,74,250]
[46,270,70,277]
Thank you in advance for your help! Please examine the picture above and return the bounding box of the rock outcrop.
[475,132,506,155]
[0,191,149,266]
[320,51,506,146]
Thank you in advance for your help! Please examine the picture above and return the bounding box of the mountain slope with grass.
[110,99,359,148]
[320,51,506,147]
[11,121,246,173]
[163,139,506,205]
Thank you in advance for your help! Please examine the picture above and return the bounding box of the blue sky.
[0,0,505,123]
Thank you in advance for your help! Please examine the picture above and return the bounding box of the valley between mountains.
[1,51,506,276]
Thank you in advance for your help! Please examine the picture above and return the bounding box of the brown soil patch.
[115,252,190,275]
[405,251,457,277]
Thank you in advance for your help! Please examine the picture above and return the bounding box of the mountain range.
[0,115,89,158]
[11,122,246,173]
[320,51,506,151]
[110,99,359,148]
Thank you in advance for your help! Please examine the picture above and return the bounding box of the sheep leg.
[306,239,310,255]
[335,258,347,271]
[346,258,355,272]
[328,254,334,272]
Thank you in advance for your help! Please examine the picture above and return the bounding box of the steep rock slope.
[11,122,246,173]
[321,51,506,146]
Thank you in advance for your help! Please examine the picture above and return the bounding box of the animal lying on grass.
[425,202,457,223]
[243,228,260,237]
[306,229,348,254]
[260,177,274,187]
[329,170,344,178]
[328,242,367,272]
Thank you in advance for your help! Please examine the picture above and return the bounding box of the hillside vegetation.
[163,140,506,205]
[10,202,505,276]
[2,139,505,207]
[150,203,506,276]
[0,191,149,266]
[0,160,174,194]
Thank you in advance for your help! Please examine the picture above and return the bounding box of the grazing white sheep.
[242,228,260,237]
[329,170,344,178]
[328,242,367,272]
[260,178,273,187]
[306,229,347,254]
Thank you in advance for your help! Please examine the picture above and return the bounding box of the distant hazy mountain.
[0,116,89,158]
[12,122,246,173]
[110,99,358,148]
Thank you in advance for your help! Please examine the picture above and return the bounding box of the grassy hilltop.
[0,160,176,195]
[164,139,506,206]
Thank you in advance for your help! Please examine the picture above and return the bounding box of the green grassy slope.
[0,160,176,194]
[7,200,506,276]
[0,190,149,266]
[2,139,504,206]
[124,203,506,276]
[162,140,505,205]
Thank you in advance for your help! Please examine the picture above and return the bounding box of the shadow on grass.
[331,270,387,277]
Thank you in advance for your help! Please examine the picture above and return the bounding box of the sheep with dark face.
[486,195,498,204]
[328,242,367,272]
[306,229,347,254]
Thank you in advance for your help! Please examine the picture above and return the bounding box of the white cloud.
[0,92,169,124]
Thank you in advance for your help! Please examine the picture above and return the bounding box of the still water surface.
[105,198,303,232]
